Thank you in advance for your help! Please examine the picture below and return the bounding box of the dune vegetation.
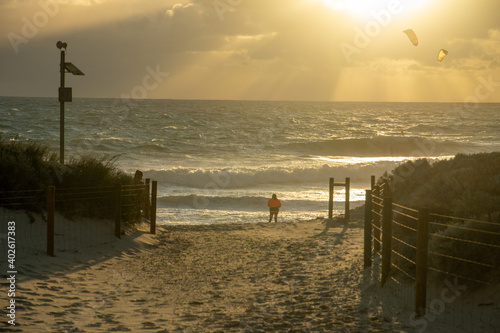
[377,152,500,287]
[0,137,139,221]
[383,152,500,222]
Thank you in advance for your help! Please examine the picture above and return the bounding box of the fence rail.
[0,180,157,259]
[363,178,500,319]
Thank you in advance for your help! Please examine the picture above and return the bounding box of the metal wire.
[429,221,500,236]
[58,194,115,201]
[393,219,417,233]
[431,233,500,249]
[392,209,418,221]
[428,266,492,286]
[391,261,415,280]
[363,186,499,329]
[389,276,401,285]
[0,189,46,195]
[392,202,418,213]
[430,213,500,226]
[429,251,499,269]
[392,234,417,250]
[392,248,417,265]
[1,184,149,256]
[56,185,115,192]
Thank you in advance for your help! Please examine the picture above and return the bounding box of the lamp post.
[57,41,84,164]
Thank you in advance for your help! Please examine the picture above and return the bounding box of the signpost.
[57,41,84,164]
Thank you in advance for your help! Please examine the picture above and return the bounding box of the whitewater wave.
[157,194,351,211]
[144,161,401,189]
[285,136,480,157]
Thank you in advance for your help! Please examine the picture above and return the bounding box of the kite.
[437,49,448,62]
[403,29,418,46]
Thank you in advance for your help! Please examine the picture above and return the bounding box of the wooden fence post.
[145,178,151,220]
[364,189,372,268]
[150,180,157,234]
[345,177,350,220]
[381,183,392,286]
[415,208,430,317]
[328,177,334,219]
[373,185,381,253]
[115,184,121,239]
[46,186,55,257]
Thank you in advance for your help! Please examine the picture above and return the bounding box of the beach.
[3,207,499,333]
[4,214,424,333]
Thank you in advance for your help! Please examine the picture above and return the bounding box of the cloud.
[1,0,500,101]
[443,29,500,70]
[165,3,193,17]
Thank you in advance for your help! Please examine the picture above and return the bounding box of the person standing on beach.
[134,170,150,220]
[134,170,144,185]
[268,193,281,223]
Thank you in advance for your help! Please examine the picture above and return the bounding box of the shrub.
[0,137,57,192]
[0,138,141,224]
[57,156,132,188]
[386,152,500,221]
[54,156,137,221]
[0,138,57,215]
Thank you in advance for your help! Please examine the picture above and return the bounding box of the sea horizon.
[1,96,499,225]
[4,95,500,104]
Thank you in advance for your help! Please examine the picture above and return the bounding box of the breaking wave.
[157,194,347,212]
[284,136,481,157]
[145,160,404,189]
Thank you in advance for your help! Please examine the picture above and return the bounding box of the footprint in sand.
[142,321,160,329]
[100,313,120,325]
[39,298,55,303]
[48,311,66,318]
[130,298,148,304]
[109,324,130,331]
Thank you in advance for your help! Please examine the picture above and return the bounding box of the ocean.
[1,97,499,225]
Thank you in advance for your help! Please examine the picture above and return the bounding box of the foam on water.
[1,97,499,225]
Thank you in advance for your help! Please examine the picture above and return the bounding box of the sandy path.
[8,218,413,332]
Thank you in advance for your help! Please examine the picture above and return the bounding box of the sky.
[1,0,500,102]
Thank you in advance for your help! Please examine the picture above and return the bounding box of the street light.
[57,41,85,164]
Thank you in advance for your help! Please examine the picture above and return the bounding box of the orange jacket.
[268,198,281,208]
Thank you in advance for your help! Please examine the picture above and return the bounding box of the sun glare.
[325,0,388,15]
[323,0,434,19]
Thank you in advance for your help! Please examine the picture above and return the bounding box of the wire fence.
[364,179,500,332]
[0,181,157,265]
[428,213,500,285]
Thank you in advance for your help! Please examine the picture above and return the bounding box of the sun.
[322,0,434,20]
[325,0,390,15]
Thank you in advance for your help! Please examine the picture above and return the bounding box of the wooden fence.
[363,177,500,318]
[1,180,157,257]
[328,177,350,220]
